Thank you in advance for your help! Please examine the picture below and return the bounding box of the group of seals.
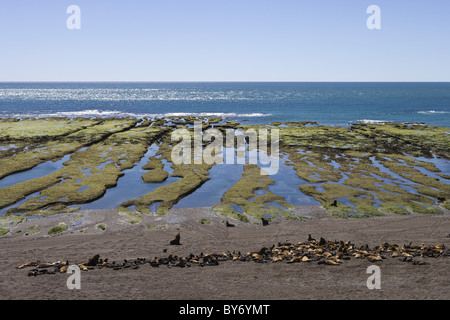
[17,235,449,276]
[18,254,104,277]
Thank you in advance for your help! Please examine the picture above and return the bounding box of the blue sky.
[1,0,449,81]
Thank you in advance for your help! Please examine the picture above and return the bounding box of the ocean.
[0,82,449,127]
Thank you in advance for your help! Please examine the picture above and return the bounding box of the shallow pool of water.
[173,161,244,208]
[78,144,182,210]
[267,153,321,206]
[0,153,72,189]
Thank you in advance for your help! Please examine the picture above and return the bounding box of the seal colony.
[16,234,449,276]
[0,116,449,237]
[3,212,450,300]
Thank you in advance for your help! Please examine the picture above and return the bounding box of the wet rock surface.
[0,117,449,233]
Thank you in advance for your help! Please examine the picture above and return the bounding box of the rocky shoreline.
[0,116,448,227]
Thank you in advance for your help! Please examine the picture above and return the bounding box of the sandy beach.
[1,206,449,300]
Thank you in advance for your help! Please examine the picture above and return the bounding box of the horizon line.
[1,80,450,83]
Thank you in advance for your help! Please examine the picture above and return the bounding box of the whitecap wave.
[357,119,392,124]
[8,109,271,119]
[162,112,269,117]
[417,110,449,115]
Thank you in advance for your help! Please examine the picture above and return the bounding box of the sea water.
[0,82,449,126]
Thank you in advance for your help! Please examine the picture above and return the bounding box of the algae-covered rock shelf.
[275,122,450,217]
[0,117,448,232]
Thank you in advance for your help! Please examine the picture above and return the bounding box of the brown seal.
[170,233,181,245]
[225,221,235,227]
[84,254,100,266]
[16,261,38,269]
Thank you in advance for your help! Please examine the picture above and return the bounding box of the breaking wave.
[357,119,392,124]
[6,109,271,119]
[417,110,449,115]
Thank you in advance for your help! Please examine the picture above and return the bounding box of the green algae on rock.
[23,225,40,236]
[0,117,448,221]
[0,120,168,216]
[212,164,298,222]
[119,124,223,216]
[0,118,139,180]
[278,122,449,156]
[198,218,211,224]
[0,215,26,236]
[0,117,101,141]
[96,223,106,230]
[278,122,449,218]
[141,157,169,183]
[47,222,68,235]
[118,206,144,224]
[1,142,140,216]
[0,117,217,217]
[121,169,211,216]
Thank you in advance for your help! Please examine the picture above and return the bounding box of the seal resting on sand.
[16,261,38,269]
[84,254,100,266]
[225,221,235,227]
[170,233,181,245]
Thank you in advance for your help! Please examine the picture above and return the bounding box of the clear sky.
[1,0,449,81]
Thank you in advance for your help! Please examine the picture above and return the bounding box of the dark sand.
[1,206,449,300]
